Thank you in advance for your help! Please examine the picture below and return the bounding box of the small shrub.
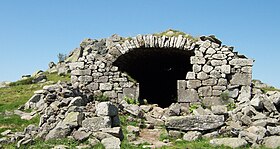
[57,53,67,62]
[220,92,229,101]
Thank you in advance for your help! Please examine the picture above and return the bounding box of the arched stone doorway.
[113,47,194,107]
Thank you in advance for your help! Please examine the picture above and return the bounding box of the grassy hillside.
[0,73,70,135]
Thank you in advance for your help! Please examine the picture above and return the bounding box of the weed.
[189,104,199,113]
[124,96,139,105]
[226,102,236,111]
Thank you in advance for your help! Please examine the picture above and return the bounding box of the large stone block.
[100,83,113,91]
[71,70,91,76]
[101,127,123,139]
[177,80,186,90]
[210,60,227,66]
[212,54,227,60]
[202,78,217,86]
[165,115,224,131]
[237,86,251,102]
[78,76,93,83]
[82,117,111,132]
[218,78,227,86]
[187,80,201,89]
[103,91,117,98]
[210,138,248,148]
[61,112,84,128]
[96,102,118,116]
[197,72,209,80]
[69,62,85,70]
[45,126,71,140]
[202,65,213,73]
[230,73,252,85]
[178,89,200,103]
[198,86,212,97]
[202,97,232,107]
[241,66,252,73]
[264,136,280,148]
[206,48,216,55]
[101,137,121,149]
[229,59,253,66]
[123,88,138,99]
[221,65,231,74]
[186,72,195,79]
[190,56,206,64]
[87,82,99,91]
[192,64,202,73]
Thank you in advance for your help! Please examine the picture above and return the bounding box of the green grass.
[153,29,198,42]
[189,103,199,113]
[160,139,233,149]
[0,114,40,135]
[9,77,34,86]
[260,86,280,93]
[45,72,71,83]
[4,139,105,149]
[0,84,42,113]
[0,73,70,113]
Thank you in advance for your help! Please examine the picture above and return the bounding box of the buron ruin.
[69,30,253,108]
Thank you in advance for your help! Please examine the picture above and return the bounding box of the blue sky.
[0,0,279,88]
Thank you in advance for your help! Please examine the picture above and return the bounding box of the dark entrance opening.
[113,48,194,108]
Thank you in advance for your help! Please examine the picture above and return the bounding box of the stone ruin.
[70,31,253,108]
[3,30,280,149]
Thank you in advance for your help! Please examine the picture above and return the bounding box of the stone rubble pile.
[1,82,123,149]
[116,81,280,148]
[47,48,82,76]
[219,84,280,148]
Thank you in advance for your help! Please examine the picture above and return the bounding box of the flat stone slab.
[210,138,248,148]
[264,136,280,148]
[165,115,224,131]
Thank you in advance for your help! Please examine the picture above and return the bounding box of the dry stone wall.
[69,31,253,106]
